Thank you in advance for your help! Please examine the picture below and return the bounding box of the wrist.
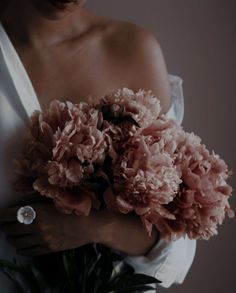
[92,210,159,256]
[88,209,115,245]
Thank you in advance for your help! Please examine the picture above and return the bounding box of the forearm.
[93,210,159,256]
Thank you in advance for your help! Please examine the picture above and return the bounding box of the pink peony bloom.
[103,131,182,236]
[96,87,161,128]
[152,132,234,241]
[14,100,108,216]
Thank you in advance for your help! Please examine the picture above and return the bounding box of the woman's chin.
[32,0,80,20]
[50,0,79,11]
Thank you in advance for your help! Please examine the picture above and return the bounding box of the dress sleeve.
[165,74,185,126]
[123,236,196,288]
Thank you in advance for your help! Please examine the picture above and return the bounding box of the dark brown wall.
[86,1,236,292]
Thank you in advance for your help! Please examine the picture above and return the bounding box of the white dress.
[0,22,196,292]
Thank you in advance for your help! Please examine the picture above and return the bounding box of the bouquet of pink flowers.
[14,87,234,243]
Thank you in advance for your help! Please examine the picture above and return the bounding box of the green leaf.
[30,266,55,293]
[0,245,161,293]
[0,260,26,274]
[62,252,78,293]
[108,273,161,292]
[0,259,44,293]
[94,245,113,284]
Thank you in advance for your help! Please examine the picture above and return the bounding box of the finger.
[0,207,19,224]
[1,222,37,237]
[7,234,41,250]
[18,245,51,256]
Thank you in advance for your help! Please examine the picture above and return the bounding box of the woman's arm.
[0,202,158,256]
[93,209,159,256]
[0,201,196,288]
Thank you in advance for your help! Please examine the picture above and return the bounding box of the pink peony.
[103,128,182,236]
[14,100,108,216]
[96,87,161,128]
[147,132,234,241]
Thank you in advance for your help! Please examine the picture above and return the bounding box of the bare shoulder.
[103,20,171,114]
[103,19,159,60]
[103,19,157,46]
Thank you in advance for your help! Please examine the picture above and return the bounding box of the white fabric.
[165,74,184,125]
[0,21,196,292]
[124,237,196,289]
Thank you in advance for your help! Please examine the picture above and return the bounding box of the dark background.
[86,1,236,292]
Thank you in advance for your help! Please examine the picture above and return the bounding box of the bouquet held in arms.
[0,87,234,292]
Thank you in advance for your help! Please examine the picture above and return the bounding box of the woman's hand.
[0,201,97,256]
[98,211,160,257]
[0,201,159,257]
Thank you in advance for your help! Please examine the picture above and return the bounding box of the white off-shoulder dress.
[0,22,196,292]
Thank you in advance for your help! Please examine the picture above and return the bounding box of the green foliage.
[0,244,161,293]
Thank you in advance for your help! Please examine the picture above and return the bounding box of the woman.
[0,0,196,291]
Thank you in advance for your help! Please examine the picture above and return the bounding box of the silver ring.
[17,206,36,225]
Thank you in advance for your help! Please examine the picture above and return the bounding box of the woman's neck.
[1,1,95,48]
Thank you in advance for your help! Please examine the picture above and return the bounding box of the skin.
[0,0,171,256]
